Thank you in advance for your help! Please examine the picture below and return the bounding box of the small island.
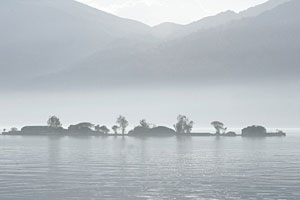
[2,115,286,137]
[241,125,286,137]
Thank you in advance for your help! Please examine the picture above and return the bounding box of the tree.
[99,126,110,134]
[11,127,18,132]
[184,121,194,134]
[139,119,150,129]
[69,122,94,130]
[117,115,129,135]
[174,115,194,134]
[211,121,226,135]
[112,125,119,135]
[47,116,62,128]
[242,125,267,136]
[95,125,109,134]
[95,125,101,132]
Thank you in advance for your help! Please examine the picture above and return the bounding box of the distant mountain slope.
[151,22,183,39]
[1,0,298,90]
[239,0,290,18]
[152,0,290,39]
[0,0,150,85]
[158,0,300,83]
[37,0,299,89]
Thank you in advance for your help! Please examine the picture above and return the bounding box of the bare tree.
[47,116,62,128]
[174,115,194,134]
[117,116,129,135]
[211,121,226,135]
[112,125,119,135]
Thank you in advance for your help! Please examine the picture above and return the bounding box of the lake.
[0,132,300,200]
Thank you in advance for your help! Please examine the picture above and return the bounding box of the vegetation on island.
[47,116,62,128]
[116,115,129,135]
[174,115,194,134]
[1,115,286,137]
[128,119,175,136]
[211,121,227,135]
[242,125,286,137]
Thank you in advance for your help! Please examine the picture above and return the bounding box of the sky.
[2,83,300,130]
[76,0,269,26]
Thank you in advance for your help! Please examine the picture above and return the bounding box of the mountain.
[151,11,238,40]
[151,0,290,39]
[34,0,300,90]
[1,0,298,90]
[151,22,183,39]
[0,0,150,86]
[155,0,300,83]
[239,0,290,18]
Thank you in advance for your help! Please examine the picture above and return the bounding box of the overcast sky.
[76,0,269,26]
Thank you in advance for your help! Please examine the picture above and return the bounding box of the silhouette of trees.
[242,125,267,136]
[128,119,151,135]
[174,115,194,134]
[95,125,101,132]
[68,122,94,132]
[117,116,129,135]
[3,114,288,138]
[211,121,227,135]
[225,131,237,136]
[74,122,94,129]
[10,127,18,132]
[112,125,119,135]
[47,116,62,128]
[99,126,110,134]
[139,119,150,129]
[95,125,110,134]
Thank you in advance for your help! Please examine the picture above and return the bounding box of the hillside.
[32,0,300,90]
[0,0,150,86]
[0,0,298,90]
[151,0,290,40]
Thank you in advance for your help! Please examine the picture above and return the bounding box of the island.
[1,115,286,137]
[241,125,286,137]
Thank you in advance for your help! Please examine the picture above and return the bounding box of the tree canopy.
[47,116,62,128]
[117,116,129,135]
[174,115,194,134]
[211,121,227,135]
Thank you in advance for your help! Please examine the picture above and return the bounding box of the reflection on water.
[0,134,300,200]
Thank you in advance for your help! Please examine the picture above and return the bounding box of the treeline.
[3,115,286,137]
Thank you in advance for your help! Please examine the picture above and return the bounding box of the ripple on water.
[0,135,300,199]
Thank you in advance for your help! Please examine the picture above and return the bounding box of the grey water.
[0,132,300,200]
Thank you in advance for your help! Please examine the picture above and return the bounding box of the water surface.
[0,133,300,199]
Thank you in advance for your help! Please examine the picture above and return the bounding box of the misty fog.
[1,82,299,130]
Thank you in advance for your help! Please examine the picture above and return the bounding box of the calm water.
[0,133,300,200]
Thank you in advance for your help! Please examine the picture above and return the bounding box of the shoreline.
[1,132,286,137]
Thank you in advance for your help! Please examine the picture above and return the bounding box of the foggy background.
[0,0,299,130]
[1,82,299,130]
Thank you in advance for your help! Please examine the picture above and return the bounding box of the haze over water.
[0,131,299,200]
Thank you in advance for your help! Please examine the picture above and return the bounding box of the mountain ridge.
[150,0,290,39]
[39,0,299,89]
[0,0,151,84]
[0,0,298,90]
